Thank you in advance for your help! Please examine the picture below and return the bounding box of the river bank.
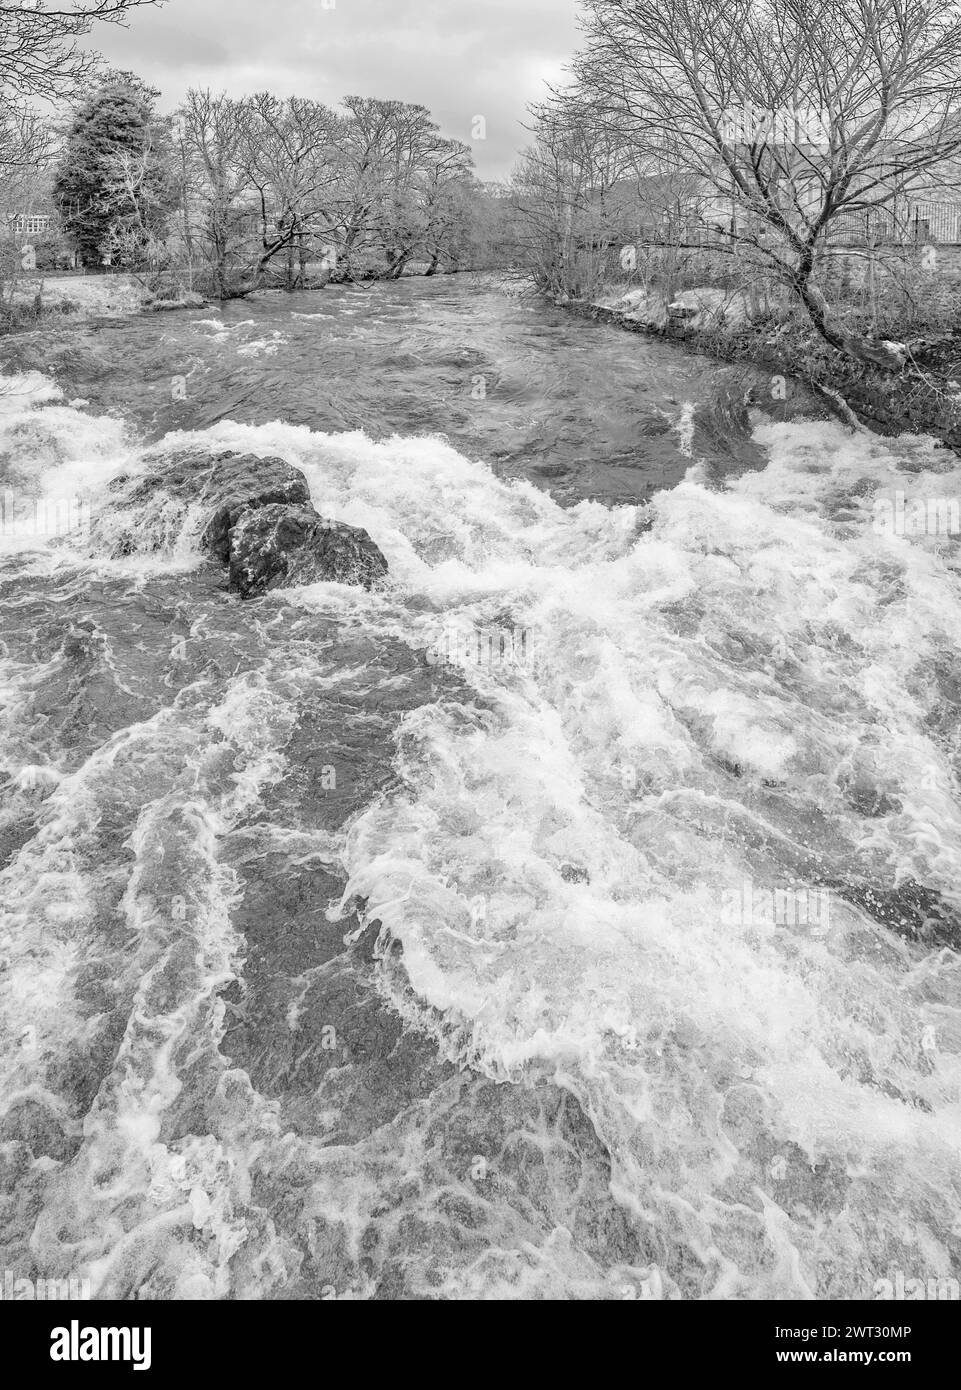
[561,292,961,451]
[0,274,153,330]
[0,262,504,337]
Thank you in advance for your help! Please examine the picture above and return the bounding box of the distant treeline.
[34,77,518,297]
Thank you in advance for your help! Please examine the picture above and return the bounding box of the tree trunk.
[341,224,362,281]
[386,247,411,280]
[791,257,907,372]
[285,236,296,291]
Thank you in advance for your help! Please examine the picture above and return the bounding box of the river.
[0,273,959,1300]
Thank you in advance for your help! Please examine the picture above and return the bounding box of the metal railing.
[822,205,961,245]
[620,202,961,249]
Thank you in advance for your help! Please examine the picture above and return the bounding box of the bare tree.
[0,1,164,101]
[420,141,475,274]
[378,105,466,277]
[334,98,474,279]
[512,97,640,299]
[571,0,961,366]
[333,96,398,277]
[178,90,488,295]
[178,89,253,297]
[99,118,179,273]
[372,103,438,277]
[240,93,344,291]
[0,94,50,176]
[0,100,52,308]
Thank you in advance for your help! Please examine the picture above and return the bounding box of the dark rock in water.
[139,451,311,559]
[841,879,960,950]
[195,457,312,563]
[0,1097,77,1162]
[228,502,389,598]
[105,450,388,597]
[107,451,312,559]
[561,863,590,884]
[844,785,901,818]
[128,450,309,512]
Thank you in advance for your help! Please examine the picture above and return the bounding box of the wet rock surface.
[103,450,389,598]
[109,450,311,557]
[227,502,389,598]
[102,451,310,559]
[193,455,312,562]
[841,879,961,951]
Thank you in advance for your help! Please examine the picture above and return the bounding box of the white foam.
[4,362,961,1296]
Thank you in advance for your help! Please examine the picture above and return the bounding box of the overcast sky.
[89,0,582,180]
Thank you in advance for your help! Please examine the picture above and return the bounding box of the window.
[12,215,51,235]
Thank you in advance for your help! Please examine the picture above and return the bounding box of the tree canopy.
[53,80,178,265]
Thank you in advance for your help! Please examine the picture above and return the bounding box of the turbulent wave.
[1,359,960,1299]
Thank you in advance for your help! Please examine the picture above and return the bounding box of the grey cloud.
[87,0,579,178]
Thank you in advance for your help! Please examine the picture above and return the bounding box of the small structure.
[4,208,75,269]
[9,211,54,237]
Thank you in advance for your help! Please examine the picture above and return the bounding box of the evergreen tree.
[53,81,178,267]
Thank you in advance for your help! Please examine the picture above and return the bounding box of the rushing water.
[0,273,959,1301]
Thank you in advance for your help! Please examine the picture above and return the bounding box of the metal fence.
[823,204,961,246]
[626,202,961,249]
